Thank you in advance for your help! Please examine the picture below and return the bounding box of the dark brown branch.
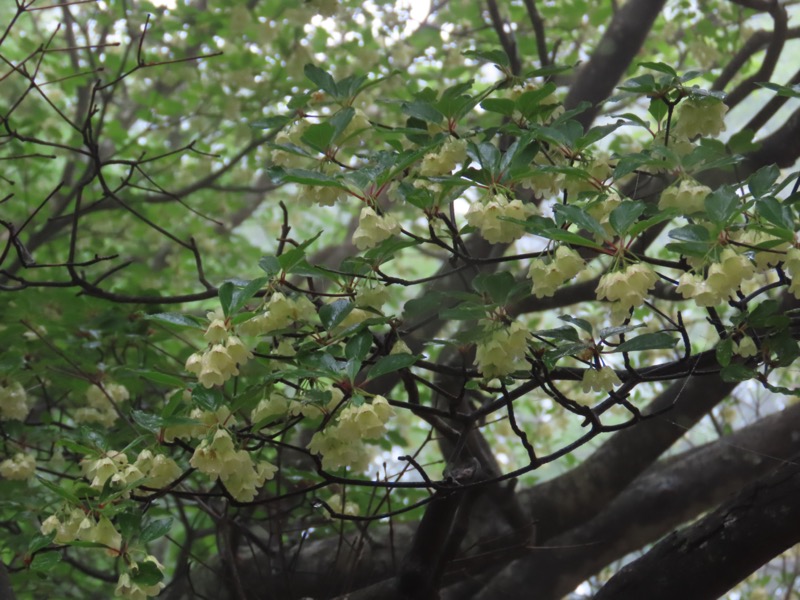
[594,450,800,600]
[723,0,788,108]
[522,0,549,67]
[565,0,668,129]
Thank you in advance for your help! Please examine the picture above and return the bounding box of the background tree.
[2,1,800,599]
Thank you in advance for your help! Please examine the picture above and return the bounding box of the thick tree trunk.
[593,451,800,600]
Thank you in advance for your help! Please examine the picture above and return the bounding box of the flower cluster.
[190,428,277,502]
[308,185,348,206]
[528,246,585,298]
[353,206,401,250]
[251,391,292,424]
[475,320,530,378]
[581,366,622,393]
[356,284,390,311]
[519,168,563,199]
[586,191,623,239]
[674,97,728,138]
[163,405,234,443]
[324,493,360,518]
[80,449,181,497]
[239,292,317,337]
[658,179,711,215]
[0,380,30,421]
[676,249,755,306]
[733,230,790,272]
[74,382,130,428]
[465,194,534,244]
[785,248,800,298]
[419,137,468,176]
[307,397,394,471]
[0,452,36,480]
[115,556,165,600]
[564,157,611,197]
[270,119,311,168]
[733,336,758,358]
[596,263,658,312]
[185,310,254,388]
[41,511,122,555]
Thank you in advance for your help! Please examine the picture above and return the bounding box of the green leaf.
[330,107,355,141]
[716,337,733,367]
[470,141,502,174]
[345,330,373,361]
[36,476,81,504]
[480,98,516,116]
[251,115,293,130]
[368,353,418,380]
[617,73,657,94]
[576,120,626,151]
[609,201,646,236]
[192,386,224,411]
[279,231,324,272]
[613,332,677,353]
[720,363,755,382]
[638,61,678,77]
[402,101,444,124]
[439,302,487,320]
[553,204,608,240]
[559,315,593,335]
[218,282,235,318]
[462,48,510,67]
[300,122,336,153]
[304,63,338,96]
[746,299,782,328]
[319,299,354,330]
[28,533,55,554]
[668,223,711,243]
[748,164,780,198]
[140,518,173,543]
[227,277,268,316]
[132,409,168,432]
[131,559,165,586]
[535,326,581,342]
[756,81,800,99]
[598,324,640,339]
[146,313,204,328]
[648,97,668,124]
[30,552,61,572]
[756,197,794,231]
[129,369,186,388]
[613,152,653,179]
[704,186,740,224]
[259,255,281,277]
[269,167,344,187]
[403,291,447,317]
[767,330,799,367]
[473,271,516,304]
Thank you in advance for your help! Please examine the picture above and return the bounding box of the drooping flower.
[353,207,401,250]
[0,452,36,480]
[581,366,621,393]
[419,137,468,176]
[528,246,585,298]
[0,381,30,422]
[475,321,530,378]
[658,179,711,214]
[465,194,534,244]
[596,263,658,312]
[674,97,728,138]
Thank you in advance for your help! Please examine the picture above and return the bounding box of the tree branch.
[594,450,800,599]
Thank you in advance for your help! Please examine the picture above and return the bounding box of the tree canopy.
[2,0,800,598]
